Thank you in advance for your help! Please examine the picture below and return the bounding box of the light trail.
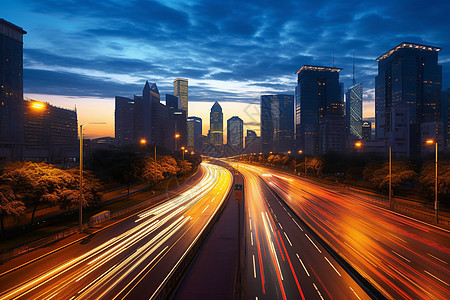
[0,163,232,300]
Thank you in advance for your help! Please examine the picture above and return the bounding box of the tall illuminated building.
[361,121,371,140]
[227,116,243,150]
[187,116,202,150]
[375,42,442,157]
[174,78,188,114]
[295,65,344,155]
[209,102,223,146]
[346,62,363,141]
[0,19,26,161]
[261,94,294,153]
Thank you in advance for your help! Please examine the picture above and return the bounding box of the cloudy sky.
[4,0,450,138]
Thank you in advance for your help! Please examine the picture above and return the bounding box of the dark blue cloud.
[5,0,449,103]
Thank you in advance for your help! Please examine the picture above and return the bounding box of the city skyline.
[3,1,450,138]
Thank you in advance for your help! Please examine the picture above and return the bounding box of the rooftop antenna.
[352,51,356,85]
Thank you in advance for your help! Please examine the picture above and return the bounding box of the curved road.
[236,164,370,300]
[238,163,450,300]
[0,163,233,300]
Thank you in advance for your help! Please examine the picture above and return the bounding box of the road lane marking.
[253,255,257,278]
[250,220,252,231]
[313,283,324,300]
[305,234,321,253]
[349,287,361,300]
[427,253,447,264]
[278,222,283,230]
[201,205,209,214]
[391,250,411,263]
[293,219,303,231]
[387,232,407,243]
[424,270,449,286]
[283,232,292,246]
[296,254,310,276]
[251,232,254,246]
[324,256,341,276]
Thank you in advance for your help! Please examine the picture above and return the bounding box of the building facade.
[227,116,243,150]
[375,42,442,157]
[23,99,78,166]
[210,102,223,146]
[361,121,372,140]
[165,94,180,110]
[187,116,202,151]
[174,78,188,114]
[261,94,294,153]
[0,19,26,162]
[295,65,344,155]
[346,83,363,140]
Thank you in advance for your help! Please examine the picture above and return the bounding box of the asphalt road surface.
[237,163,450,300]
[235,164,370,300]
[0,163,232,300]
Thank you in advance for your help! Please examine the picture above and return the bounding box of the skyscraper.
[227,116,243,150]
[165,94,180,110]
[295,65,344,155]
[174,78,188,114]
[261,94,294,153]
[346,83,363,141]
[361,121,372,140]
[0,19,26,161]
[23,99,77,166]
[115,81,176,149]
[187,116,202,151]
[442,89,449,149]
[210,102,223,146]
[375,42,442,157]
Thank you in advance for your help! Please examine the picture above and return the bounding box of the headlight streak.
[0,163,233,300]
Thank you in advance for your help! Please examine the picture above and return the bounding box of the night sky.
[3,0,450,138]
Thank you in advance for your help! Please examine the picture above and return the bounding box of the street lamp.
[79,122,106,233]
[426,139,438,222]
[175,134,180,150]
[140,138,147,145]
[181,146,185,160]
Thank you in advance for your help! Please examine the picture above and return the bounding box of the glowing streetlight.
[287,151,291,154]
[175,134,180,150]
[354,142,362,148]
[30,101,46,110]
[426,139,439,222]
[298,150,303,154]
[79,122,106,233]
[140,138,147,145]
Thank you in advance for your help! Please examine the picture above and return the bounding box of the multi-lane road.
[237,163,450,300]
[236,164,370,300]
[0,163,232,300]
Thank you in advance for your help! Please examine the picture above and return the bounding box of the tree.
[1,162,63,225]
[177,160,192,175]
[370,161,416,192]
[420,160,450,201]
[158,156,179,177]
[62,168,103,211]
[0,185,25,237]
[140,157,164,184]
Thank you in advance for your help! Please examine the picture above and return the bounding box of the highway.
[238,163,450,300]
[234,163,370,300]
[0,163,233,300]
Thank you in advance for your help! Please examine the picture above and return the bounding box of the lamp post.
[426,139,438,222]
[79,122,106,233]
[181,146,185,160]
[175,134,180,151]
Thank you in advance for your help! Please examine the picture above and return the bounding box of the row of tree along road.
[239,152,449,207]
[0,149,201,237]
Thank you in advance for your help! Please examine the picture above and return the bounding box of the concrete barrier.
[89,211,110,226]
